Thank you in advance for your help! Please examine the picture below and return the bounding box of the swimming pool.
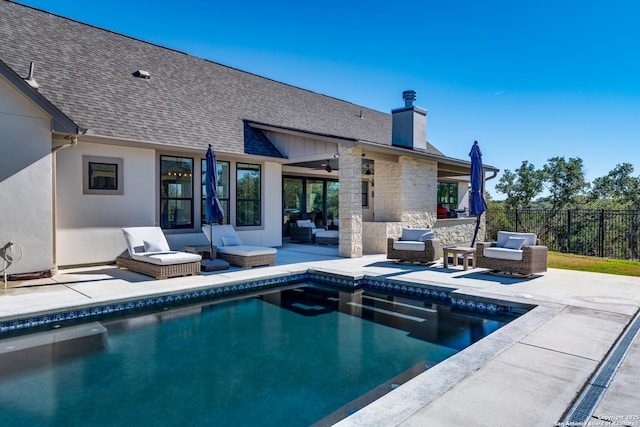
[0,278,523,426]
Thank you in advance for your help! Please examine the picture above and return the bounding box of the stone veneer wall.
[338,146,363,257]
[372,160,402,222]
[362,222,402,254]
[398,156,438,226]
[374,156,438,226]
[432,218,483,246]
[362,218,485,255]
[341,150,483,255]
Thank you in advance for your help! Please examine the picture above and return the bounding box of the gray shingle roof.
[1,1,404,158]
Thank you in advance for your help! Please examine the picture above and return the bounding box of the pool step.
[0,322,107,378]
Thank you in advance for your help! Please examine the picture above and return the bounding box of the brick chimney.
[391,90,427,151]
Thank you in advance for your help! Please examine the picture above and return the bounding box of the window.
[438,182,458,211]
[201,159,230,224]
[82,156,123,195]
[160,156,193,229]
[236,163,261,226]
[362,180,369,207]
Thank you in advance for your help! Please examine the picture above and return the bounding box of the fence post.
[567,209,572,253]
[599,209,605,258]
[515,209,519,232]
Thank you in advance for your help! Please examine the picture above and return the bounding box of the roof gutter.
[355,140,500,172]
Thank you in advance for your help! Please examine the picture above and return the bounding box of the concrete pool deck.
[1,243,639,426]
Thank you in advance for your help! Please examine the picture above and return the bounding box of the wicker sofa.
[387,228,442,264]
[202,224,276,268]
[476,231,548,276]
[116,227,201,279]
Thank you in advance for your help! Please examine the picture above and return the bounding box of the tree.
[590,163,640,259]
[535,156,588,240]
[543,157,589,212]
[494,161,545,209]
[591,163,640,209]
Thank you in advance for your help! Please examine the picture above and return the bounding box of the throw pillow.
[503,236,526,250]
[418,231,435,241]
[143,239,166,252]
[221,234,242,246]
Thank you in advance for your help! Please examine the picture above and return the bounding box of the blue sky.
[15,0,640,199]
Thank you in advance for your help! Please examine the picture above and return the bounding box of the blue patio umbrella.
[205,144,224,258]
[469,140,488,247]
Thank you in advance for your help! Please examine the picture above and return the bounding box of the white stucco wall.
[55,142,155,266]
[0,76,54,275]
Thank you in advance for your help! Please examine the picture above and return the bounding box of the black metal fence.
[485,209,640,260]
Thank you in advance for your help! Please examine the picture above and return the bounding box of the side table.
[183,245,216,260]
[443,246,476,270]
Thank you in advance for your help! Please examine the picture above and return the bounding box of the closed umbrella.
[469,140,487,247]
[205,144,224,258]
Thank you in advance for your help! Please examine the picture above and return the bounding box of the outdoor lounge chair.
[475,231,548,276]
[387,228,442,264]
[202,224,276,268]
[116,227,201,279]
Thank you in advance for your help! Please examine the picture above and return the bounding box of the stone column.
[338,146,363,257]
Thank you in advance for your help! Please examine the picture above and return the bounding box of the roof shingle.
[0,1,397,157]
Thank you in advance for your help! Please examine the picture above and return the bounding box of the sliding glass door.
[283,176,338,236]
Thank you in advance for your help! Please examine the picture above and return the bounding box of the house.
[0,1,498,277]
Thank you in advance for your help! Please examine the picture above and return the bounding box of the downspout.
[51,135,78,274]
[484,169,498,182]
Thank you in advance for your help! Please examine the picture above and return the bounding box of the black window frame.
[437,182,458,212]
[236,162,262,227]
[160,155,194,229]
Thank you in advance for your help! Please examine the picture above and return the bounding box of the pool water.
[0,284,514,426]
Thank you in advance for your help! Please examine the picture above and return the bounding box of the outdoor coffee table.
[443,246,476,270]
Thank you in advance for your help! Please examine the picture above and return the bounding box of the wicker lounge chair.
[387,228,442,264]
[116,227,201,279]
[202,224,276,268]
[475,231,548,276]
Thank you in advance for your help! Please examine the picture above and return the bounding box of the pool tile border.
[0,271,532,334]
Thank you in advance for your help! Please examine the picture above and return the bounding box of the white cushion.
[122,227,170,255]
[315,230,339,238]
[497,231,536,248]
[401,228,433,241]
[202,224,277,257]
[202,224,236,248]
[296,219,316,229]
[393,241,426,252]
[131,251,201,265]
[144,239,166,252]
[503,236,526,250]
[217,245,277,257]
[418,231,435,241]
[221,234,243,246]
[483,247,523,261]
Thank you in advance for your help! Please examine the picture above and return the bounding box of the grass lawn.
[548,252,640,277]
